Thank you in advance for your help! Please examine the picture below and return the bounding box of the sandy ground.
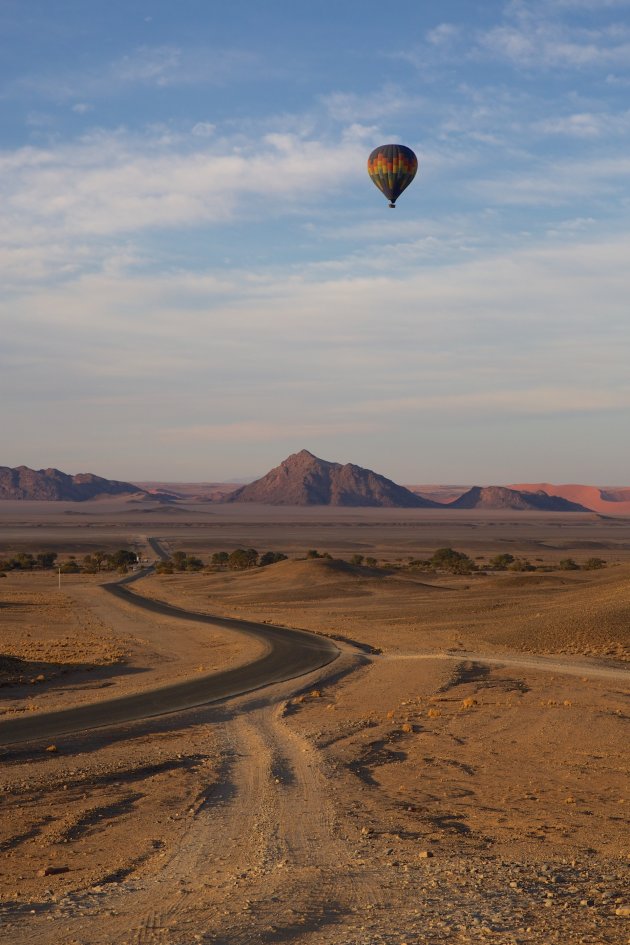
[0,571,264,717]
[136,557,630,662]
[0,519,629,944]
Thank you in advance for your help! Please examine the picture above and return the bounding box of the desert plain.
[0,498,628,944]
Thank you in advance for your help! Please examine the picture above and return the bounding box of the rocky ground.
[0,558,628,944]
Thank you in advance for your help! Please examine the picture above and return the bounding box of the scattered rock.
[45,745,58,753]
[418,850,434,859]
[37,866,69,877]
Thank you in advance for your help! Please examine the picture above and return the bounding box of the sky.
[2,0,630,484]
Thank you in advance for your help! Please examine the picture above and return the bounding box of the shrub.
[558,558,580,571]
[508,558,535,572]
[185,556,204,572]
[583,557,606,570]
[489,553,515,570]
[60,560,81,574]
[350,554,364,566]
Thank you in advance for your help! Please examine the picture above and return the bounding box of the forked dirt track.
[1,549,628,944]
[2,675,390,945]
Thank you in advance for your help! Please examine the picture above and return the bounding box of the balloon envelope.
[367,144,418,207]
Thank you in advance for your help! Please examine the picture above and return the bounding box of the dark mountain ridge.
[226,450,439,508]
[448,485,589,512]
[0,466,143,501]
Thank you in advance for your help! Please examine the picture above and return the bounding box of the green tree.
[171,551,188,571]
[259,551,288,567]
[429,548,477,574]
[93,551,106,571]
[365,557,377,567]
[12,553,36,571]
[110,549,137,569]
[36,552,57,570]
[82,554,98,574]
[228,549,251,570]
[211,551,229,568]
[350,554,364,566]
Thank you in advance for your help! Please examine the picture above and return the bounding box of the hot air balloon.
[367,144,418,208]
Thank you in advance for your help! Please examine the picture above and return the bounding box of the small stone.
[45,745,58,753]
[615,906,630,916]
[418,850,434,859]
[38,866,69,877]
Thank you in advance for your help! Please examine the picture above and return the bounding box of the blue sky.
[2,0,630,483]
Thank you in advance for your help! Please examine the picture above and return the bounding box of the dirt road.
[1,561,627,944]
[0,574,339,747]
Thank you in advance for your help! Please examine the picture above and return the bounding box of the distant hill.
[135,481,242,502]
[406,484,471,503]
[448,485,589,511]
[225,450,439,507]
[0,466,143,501]
[510,483,630,515]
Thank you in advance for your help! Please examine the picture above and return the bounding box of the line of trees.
[0,551,58,571]
[155,549,289,574]
[404,549,608,574]
[0,549,139,575]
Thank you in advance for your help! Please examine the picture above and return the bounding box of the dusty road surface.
[0,555,628,943]
[0,575,338,746]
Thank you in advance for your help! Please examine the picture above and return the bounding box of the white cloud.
[535,109,630,137]
[426,23,460,46]
[2,226,629,476]
[0,128,366,281]
[191,121,216,137]
[160,419,378,443]
[478,14,630,70]
[321,86,426,123]
[113,45,182,86]
[5,45,262,103]
[470,154,630,206]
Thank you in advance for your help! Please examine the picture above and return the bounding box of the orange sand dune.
[510,483,630,515]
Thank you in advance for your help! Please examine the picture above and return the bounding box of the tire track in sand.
[14,680,382,945]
